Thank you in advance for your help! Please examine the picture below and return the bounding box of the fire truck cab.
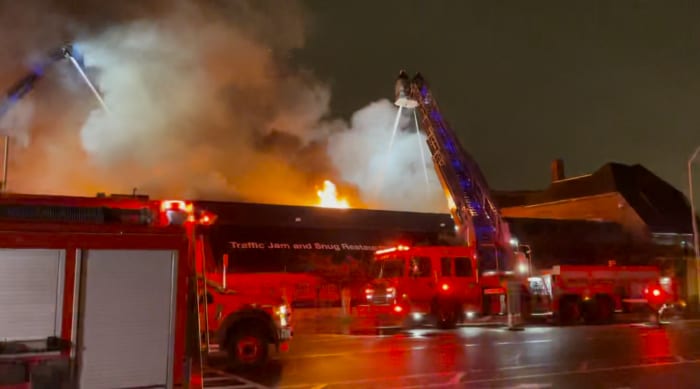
[359,245,506,329]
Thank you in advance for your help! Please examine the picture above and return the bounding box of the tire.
[595,295,614,324]
[557,297,581,326]
[226,325,269,370]
[434,301,457,329]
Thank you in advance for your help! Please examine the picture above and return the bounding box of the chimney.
[551,159,565,182]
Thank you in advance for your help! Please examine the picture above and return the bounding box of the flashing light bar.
[160,200,216,226]
[375,245,411,255]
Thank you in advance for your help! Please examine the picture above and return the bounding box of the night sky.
[293,0,700,193]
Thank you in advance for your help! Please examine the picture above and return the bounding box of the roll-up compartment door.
[79,249,176,389]
[0,249,65,341]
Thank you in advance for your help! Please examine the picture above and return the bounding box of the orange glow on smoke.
[316,180,350,209]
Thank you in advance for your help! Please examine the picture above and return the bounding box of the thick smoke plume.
[0,0,446,213]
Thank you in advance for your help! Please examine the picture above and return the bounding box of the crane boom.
[395,70,514,272]
[0,45,82,121]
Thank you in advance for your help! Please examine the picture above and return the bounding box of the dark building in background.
[494,161,695,301]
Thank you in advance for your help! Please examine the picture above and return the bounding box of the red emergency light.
[159,200,216,226]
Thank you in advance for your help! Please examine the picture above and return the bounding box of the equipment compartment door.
[0,249,65,341]
[78,249,177,389]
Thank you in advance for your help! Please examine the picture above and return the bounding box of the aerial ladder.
[394,71,530,325]
[0,44,85,120]
[0,44,97,190]
[394,70,523,273]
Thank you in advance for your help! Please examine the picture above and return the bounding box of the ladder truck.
[360,71,679,328]
[358,71,530,329]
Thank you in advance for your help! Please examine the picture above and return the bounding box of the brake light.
[393,305,403,313]
[198,210,217,225]
[652,288,661,297]
[441,283,450,291]
[365,288,374,294]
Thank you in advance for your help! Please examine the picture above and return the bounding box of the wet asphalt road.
[205,319,700,388]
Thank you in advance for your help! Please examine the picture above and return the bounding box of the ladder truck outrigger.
[360,71,681,328]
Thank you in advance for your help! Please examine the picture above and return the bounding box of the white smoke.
[328,100,446,213]
[0,0,448,213]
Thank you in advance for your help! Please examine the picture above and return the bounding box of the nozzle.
[394,70,419,108]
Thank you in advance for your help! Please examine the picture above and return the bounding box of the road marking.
[458,358,700,385]
[495,339,552,345]
[287,342,435,359]
[278,371,455,389]
[498,363,552,371]
[203,367,269,389]
[310,385,328,389]
[447,371,466,384]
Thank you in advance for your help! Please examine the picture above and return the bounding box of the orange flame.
[317,180,350,209]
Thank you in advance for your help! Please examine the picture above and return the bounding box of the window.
[371,258,405,278]
[454,257,473,277]
[410,256,432,277]
[441,257,452,276]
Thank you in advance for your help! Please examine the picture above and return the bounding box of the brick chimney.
[551,159,565,182]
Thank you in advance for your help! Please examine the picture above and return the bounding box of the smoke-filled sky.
[0,0,699,213]
[0,0,446,213]
[295,0,700,196]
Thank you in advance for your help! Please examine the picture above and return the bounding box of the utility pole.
[687,146,700,311]
[1,135,8,192]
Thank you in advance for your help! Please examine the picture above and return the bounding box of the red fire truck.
[363,71,683,330]
[0,193,291,388]
[525,264,683,325]
[359,245,502,328]
[360,245,681,328]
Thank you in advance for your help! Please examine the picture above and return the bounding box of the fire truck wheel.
[595,295,614,324]
[226,326,269,369]
[558,296,581,326]
[435,302,458,329]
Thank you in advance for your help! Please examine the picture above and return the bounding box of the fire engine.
[525,264,682,325]
[358,71,679,329]
[0,193,291,388]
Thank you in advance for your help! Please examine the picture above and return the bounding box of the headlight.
[275,304,291,327]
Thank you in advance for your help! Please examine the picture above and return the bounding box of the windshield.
[370,258,405,279]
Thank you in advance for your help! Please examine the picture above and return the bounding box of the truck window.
[371,258,405,278]
[440,257,452,276]
[454,257,473,277]
[410,256,432,277]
